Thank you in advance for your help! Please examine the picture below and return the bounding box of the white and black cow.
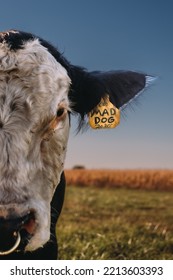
[0,30,154,259]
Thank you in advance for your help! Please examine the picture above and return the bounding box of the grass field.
[57,177,173,260]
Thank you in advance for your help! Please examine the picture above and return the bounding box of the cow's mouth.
[0,211,36,255]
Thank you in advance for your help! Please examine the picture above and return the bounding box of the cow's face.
[0,30,154,254]
[0,34,71,251]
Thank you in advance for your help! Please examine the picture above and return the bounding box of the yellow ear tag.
[88,95,120,129]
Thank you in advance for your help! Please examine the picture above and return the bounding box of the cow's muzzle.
[0,211,36,255]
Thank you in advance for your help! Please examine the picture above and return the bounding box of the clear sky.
[0,0,172,169]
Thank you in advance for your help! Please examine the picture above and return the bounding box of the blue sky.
[0,0,172,169]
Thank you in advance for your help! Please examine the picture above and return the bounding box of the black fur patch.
[0,30,35,50]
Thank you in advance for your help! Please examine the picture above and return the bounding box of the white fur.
[0,36,71,251]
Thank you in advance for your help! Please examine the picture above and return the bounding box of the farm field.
[57,170,173,260]
[65,169,173,191]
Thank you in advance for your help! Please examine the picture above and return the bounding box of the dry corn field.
[65,169,173,190]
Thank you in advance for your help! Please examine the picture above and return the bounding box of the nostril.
[0,231,21,255]
[20,211,36,235]
[0,210,35,231]
[0,229,20,253]
[0,210,36,254]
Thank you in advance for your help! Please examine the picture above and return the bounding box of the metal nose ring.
[0,231,21,255]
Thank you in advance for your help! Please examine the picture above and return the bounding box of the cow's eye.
[56,108,65,117]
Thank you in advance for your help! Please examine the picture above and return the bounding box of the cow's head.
[0,30,154,254]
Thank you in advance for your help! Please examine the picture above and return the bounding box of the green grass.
[56,186,173,260]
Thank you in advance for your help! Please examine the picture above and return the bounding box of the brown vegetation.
[65,169,173,191]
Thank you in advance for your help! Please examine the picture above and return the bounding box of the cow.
[0,30,155,259]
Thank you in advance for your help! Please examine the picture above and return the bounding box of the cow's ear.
[69,66,155,120]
